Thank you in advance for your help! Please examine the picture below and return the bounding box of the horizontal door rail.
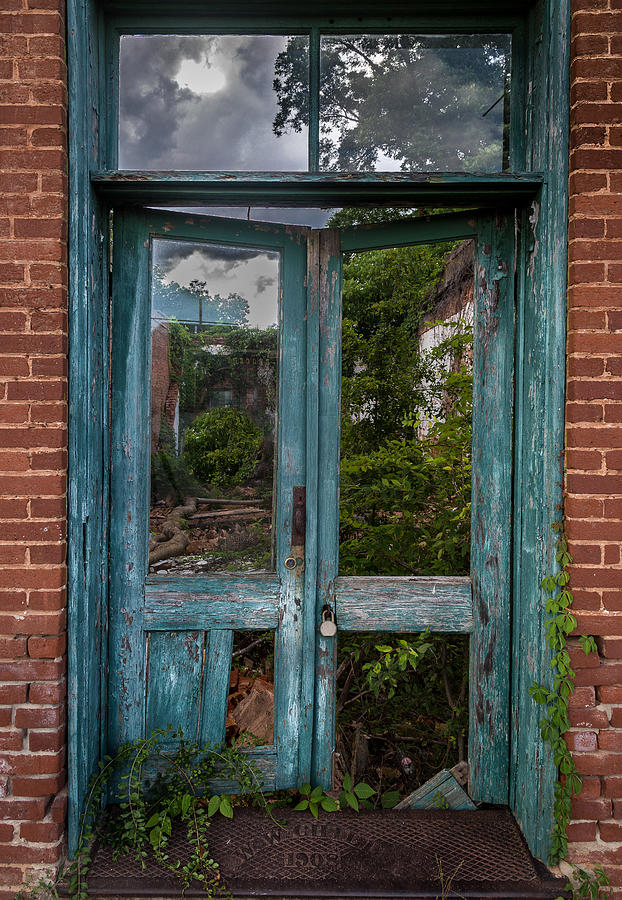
[144,574,280,630]
[91,171,543,207]
[334,575,473,633]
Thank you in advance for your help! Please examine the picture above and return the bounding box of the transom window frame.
[66,0,570,866]
[103,17,523,174]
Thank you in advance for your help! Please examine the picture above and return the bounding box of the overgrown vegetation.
[184,407,263,488]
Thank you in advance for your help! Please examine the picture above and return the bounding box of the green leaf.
[219,796,234,819]
[321,796,339,812]
[310,802,319,819]
[207,795,220,818]
[181,793,192,816]
[299,783,312,797]
[293,800,309,811]
[353,782,375,799]
[145,813,160,828]
[342,773,353,792]
[344,791,359,812]
[310,785,324,802]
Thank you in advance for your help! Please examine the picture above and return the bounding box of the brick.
[0,844,62,865]
[599,732,622,751]
[598,637,622,658]
[566,731,598,751]
[575,664,622,686]
[604,776,622,798]
[5,749,64,777]
[19,821,63,843]
[568,380,622,400]
[570,707,610,729]
[0,684,27,704]
[568,542,602,563]
[0,452,30,472]
[565,496,604,517]
[573,615,622,636]
[604,545,621,564]
[578,775,602,799]
[0,659,63,682]
[570,796,612,817]
[49,789,66,824]
[567,821,598,842]
[5,381,65,402]
[0,732,24,751]
[11,772,64,797]
[27,634,66,658]
[601,822,622,842]
[566,450,602,471]
[566,474,622,494]
[29,728,65,752]
[569,686,597,708]
[0,607,65,632]
[0,798,46,820]
[0,824,14,843]
[14,705,63,729]
[0,636,28,657]
[28,681,65,704]
[600,687,622,703]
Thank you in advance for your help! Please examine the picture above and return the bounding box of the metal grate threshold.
[66,808,569,899]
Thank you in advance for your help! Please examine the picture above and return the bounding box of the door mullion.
[312,228,342,788]
[468,212,515,804]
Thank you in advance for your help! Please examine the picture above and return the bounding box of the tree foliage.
[274,34,509,171]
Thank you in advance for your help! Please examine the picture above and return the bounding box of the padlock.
[319,605,337,638]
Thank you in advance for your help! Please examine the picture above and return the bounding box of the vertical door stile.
[274,226,308,787]
[312,228,342,788]
[109,208,150,747]
[300,230,321,784]
[468,212,516,804]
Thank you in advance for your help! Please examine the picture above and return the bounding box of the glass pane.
[339,237,473,577]
[227,630,275,748]
[319,34,510,172]
[119,34,309,170]
[149,238,279,575]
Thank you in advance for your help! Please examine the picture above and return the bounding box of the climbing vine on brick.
[529,524,610,897]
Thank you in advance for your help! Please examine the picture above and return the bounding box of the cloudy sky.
[119,34,308,170]
[152,238,280,329]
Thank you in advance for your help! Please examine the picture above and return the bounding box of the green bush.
[183,407,262,488]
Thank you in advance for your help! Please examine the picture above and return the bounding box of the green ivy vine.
[529,523,611,898]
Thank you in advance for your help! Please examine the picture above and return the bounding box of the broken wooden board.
[395,764,476,811]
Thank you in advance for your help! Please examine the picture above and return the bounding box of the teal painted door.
[109,208,515,801]
[109,208,314,789]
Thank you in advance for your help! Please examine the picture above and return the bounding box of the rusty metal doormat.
[81,808,567,898]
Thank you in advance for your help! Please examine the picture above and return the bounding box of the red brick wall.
[566,1,622,894]
[0,0,68,894]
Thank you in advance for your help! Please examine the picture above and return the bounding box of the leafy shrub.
[183,407,262,488]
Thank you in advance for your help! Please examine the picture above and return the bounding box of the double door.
[108,207,514,801]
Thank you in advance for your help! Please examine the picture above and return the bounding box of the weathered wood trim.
[311,229,342,788]
[468,213,515,805]
[102,5,529,21]
[335,577,473,633]
[339,211,479,252]
[509,0,570,862]
[91,171,543,208]
[66,0,108,856]
[108,207,151,748]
